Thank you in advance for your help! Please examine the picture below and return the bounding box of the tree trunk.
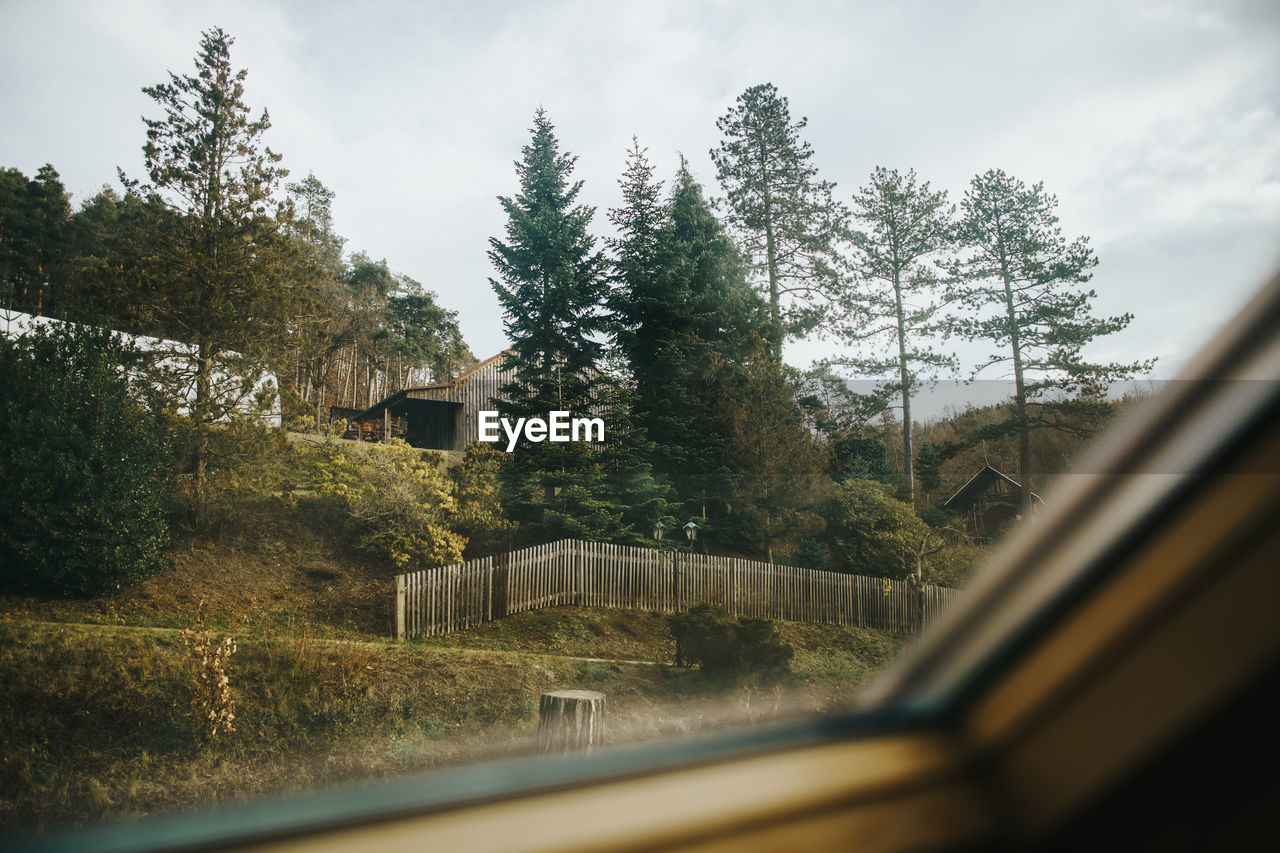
[997,237,1033,517]
[194,343,212,527]
[894,277,914,507]
[538,690,605,755]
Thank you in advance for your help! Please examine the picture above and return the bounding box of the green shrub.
[449,443,514,558]
[0,324,169,595]
[666,603,793,676]
[823,479,929,579]
[164,414,292,534]
[303,438,465,569]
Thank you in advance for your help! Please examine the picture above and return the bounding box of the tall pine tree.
[135,27,296,519]
[945,170,1154,513]
[711,83,848,356]
[610,147,769,534]
[837,167,955,507]
[489,109,639,543]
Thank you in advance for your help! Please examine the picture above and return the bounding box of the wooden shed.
[348,351,515,450]
[944,465,1044,535]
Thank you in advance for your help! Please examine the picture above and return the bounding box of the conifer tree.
[609,147,768,530]
[489,109,639,542]
[135,27,295,519]
[711,83,848,356]
[945,169,1154,512]
[837,167,955,507]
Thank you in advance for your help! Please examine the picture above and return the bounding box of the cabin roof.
[350,351,510,422]
[943,465,1044,509]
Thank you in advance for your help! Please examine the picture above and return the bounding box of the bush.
[449,443,514,558]
[823,479,929,580]
[304,438,465,569]
[0,324,169,595]
[164,414,292,534]
[666,603,793,676]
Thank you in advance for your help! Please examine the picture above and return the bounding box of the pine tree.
[135,27,296,519]
[718,333,829,563]
[837,167,955,507]
[489,108,632,543]
[0,165,71,316]
[609,148,769,531]
[711,83,848,356]
[915,440,942,499]
[945,170,1154,512]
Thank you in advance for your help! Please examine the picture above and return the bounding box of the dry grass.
[0,607,910,835]
[0,500,394,639]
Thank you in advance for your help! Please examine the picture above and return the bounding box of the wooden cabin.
[347,352,516,451]
[944,465,1044,536]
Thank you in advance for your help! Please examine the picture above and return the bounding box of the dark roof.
[943,465,1044,509]
[348,351,511,423]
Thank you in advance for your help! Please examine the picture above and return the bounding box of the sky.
[2,0,1278,416]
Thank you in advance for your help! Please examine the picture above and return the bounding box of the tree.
[710,83,848,355]
[945,170,1154,512]
[915,440,943,499]
[824,479,928,580]
[134,27,296,519]
[60,186,174,331]
[488,109,631,542]
[0,323,169,595]
[609,147,768,524]
[0,165,71,316]
[718,333,828,563]
[838,167,955,507]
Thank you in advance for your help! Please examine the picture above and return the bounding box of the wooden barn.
[346,352,515,450]
[944,465,1044,536]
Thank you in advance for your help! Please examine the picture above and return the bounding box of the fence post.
[394,574,406,641]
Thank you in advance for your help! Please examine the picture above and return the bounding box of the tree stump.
[537,690,605,755]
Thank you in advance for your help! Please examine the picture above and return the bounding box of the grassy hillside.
[0,610,910,833]
[0,453,916,835]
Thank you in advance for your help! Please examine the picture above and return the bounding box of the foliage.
[489,109,657,544]
[180,602,237,741]
[915,440,943,497]
[716,333,829,561]
[0,164,71,314]
[824,479,929,580]
[609,149,768,525]
[667,603,794,677]
[944,169,1154,510]
[835,167,956,506]
[449,443,515,558]
[0,323,169,596]
[711,82,849,352]
[306,439,465,569]
[130,27,299,519]
[794,537,833,572]
[164,414,293,534]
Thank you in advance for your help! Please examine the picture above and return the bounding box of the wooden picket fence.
[393,539,961,640]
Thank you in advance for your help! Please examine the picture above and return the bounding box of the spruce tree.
[945,170,1154,513]
[609,148,768,532]
[837,167,955,507]
[710,83,848,356]
[489,109,632,543]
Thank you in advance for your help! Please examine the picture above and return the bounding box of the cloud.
[2,0,1276,374]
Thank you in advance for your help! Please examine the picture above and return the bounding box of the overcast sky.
[3,0,1277,413]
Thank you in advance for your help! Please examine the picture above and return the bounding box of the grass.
[0,606,911,834]
[0,495,916,835]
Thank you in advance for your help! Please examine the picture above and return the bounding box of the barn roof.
[943,465,1044,510]
[350,351,511,423]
